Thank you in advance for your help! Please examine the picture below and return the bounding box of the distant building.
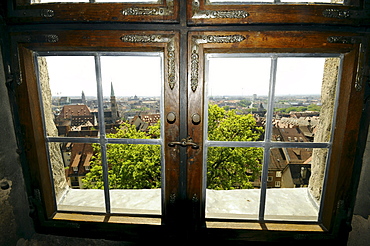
[258,125,313,188]
[65,143,94,189]
[59,96,71,105]
[131,113,160,132]
[110,82,119,123]
[99,82,120,125]
[56,104,96,128]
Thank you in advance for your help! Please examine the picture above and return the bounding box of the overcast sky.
[43,55,330,98]
[44,55,162,98]
[207,57,327,97]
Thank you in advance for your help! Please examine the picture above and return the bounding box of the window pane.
[273,57,340,143]
[53,142,107,213]
[206,57,270,141]
[100,55,162,139]
[106,144,162,215]
[206,147,263,220]
[38,56,98,138]
[280,0,342,3]
[208,0,273,3]
[264,147,328,221]
[31,0,158,3]
[31,0,89,3]
[208,0,343,3]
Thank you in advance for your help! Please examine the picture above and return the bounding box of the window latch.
[168,137,199,149]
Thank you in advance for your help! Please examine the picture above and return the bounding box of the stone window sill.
[57,187,319,222]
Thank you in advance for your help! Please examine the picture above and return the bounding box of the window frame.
[186,30,368,232]
[6,0,370,25]
[7,0,179,23]
[187,0,368,25]
[12,30,181,226]
[202,52,341,223]
[36,51,165,216]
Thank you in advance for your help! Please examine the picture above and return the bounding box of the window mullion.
[258,56,278,221]
[94,54,111,214]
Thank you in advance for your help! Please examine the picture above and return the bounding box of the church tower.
[81,90,86,105]
[110,82,119,122]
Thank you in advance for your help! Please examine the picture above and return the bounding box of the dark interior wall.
[347,130,370,246]
[0,47,34,245]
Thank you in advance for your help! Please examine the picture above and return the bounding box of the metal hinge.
[323,9,370,19]
[328,35,368,92]
[16,34,59,43]
[10,9,54,18]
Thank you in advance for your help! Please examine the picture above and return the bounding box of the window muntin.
[36,52,164,216]
[204,53,342,222]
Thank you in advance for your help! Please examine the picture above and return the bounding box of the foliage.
[83,104,264,190]
[275,104,321,114]
[207,104,264,190]
[237,99,251,108]
[82,122,161,189]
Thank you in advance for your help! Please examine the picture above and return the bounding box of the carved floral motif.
[192,0,249,19]
[122,0,174,16]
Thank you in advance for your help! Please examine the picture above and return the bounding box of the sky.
[43,55,332,98]
[44,55,162,98]
[207,57,328,97]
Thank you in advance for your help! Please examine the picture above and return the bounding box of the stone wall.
[37,57,69,202]
[309,57,340,202]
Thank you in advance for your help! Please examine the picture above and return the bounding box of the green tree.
[83,105,264,190]
[307,104,321,111]
[82,122,161,189]
[207,104,264,190]
[237,99,251,107]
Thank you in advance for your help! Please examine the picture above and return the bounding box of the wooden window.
[7,0,179,23]
[187,0,369,25]
[4,0,370,242]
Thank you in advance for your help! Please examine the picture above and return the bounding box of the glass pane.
[106,144,162,215]
[208,0,273,3]
[31,0,89,3]
[206,57,270,141]
[273,57,340,143]
[96,0,159,2]
[100,55,162,139]
[53,142,106,213]
[31,0,158,3]
[281,0,342,3]
[206,147,263,219]
[264,147,328,221]
[208,0,343,3]
[38,56,98,138]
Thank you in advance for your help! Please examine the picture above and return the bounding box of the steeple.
[110,82,118,122]
[111,82,115,97]
[81,90,86,105]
